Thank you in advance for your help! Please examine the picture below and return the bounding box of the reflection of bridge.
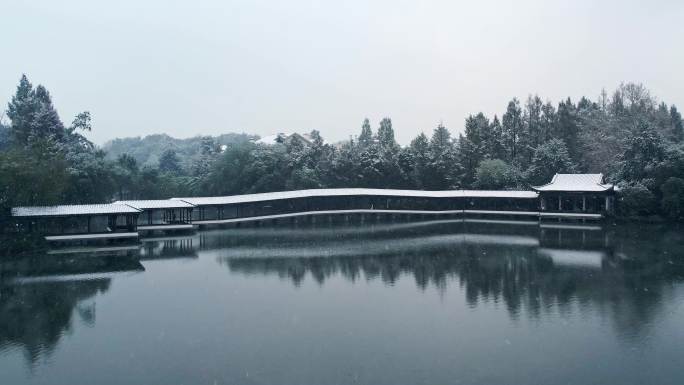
[202,219,610,262]
[1,219,680,371]
[12,182,612,243]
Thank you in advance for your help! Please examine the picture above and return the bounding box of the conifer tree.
[502,98,523,164]
[6,75,36,145]
[377,118,397,150]
[358,118,373,148]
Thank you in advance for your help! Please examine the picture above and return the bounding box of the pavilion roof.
[532,174,614,192]
[115,200,195,210]
[12,204,141,217]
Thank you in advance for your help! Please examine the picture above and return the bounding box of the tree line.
[1,75,684,223]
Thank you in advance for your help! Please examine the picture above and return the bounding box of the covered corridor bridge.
[11,174,614,242]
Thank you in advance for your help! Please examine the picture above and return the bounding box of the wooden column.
[582,196,586,212]
[558,195,562,211]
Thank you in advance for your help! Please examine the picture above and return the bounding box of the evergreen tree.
[113,154,139,199]
[0,139,69,207]
[6,75,37,145]
[329,141,360,187]
[0,118,9,151]
[192,136,219,183]
[377,118,397,150]
[357,142,384,187]
[358,118,373,148]
[407,132,430,188]
[526,139,577,185]
[487,115,506,160]
[556,98,580,162]
[540,102,556,143]
[475,114,495,159]
[459,116,486,187]
[670,106,683,141]
[159,149,182,175]
[425,124,457,189]
[617,122,666,183]
[521,95,543,167]
[502,98,523,164]
[32,85,65,140]
[200,142,256,195]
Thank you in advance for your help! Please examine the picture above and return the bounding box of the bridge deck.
[539,212,603,219]
[194,209,465,225]
[194,208,602,226]
[138,224,196,231]
[45,232,139,241]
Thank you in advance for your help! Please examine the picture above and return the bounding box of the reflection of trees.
[0,254,143,365]
[216,221,684,342]
[0,279,110,365]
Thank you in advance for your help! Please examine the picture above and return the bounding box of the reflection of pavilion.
[537,248,606,269]
[533,173,615,217]
[139,237,199,260]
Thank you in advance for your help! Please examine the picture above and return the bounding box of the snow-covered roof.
[254,134,285,145]
[532,174,614,192]
[253,132,315,146]
[174,188,538,206]
[12,204,141,217]
[115,200,195,210]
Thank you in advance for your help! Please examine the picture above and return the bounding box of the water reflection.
[139,237,198,260]
[208,220,684,341]
[1,218,683,381]
[0,254,144,365]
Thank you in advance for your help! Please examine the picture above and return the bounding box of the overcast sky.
[2,0,683,145]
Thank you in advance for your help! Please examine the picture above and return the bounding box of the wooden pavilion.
[115,200,195,231]
[11,204,141,242]
[532,174,615,216]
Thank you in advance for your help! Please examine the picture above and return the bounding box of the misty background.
[2,0,683,144]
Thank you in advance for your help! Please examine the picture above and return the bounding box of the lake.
[1,218,683,385]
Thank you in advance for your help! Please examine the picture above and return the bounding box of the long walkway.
[11,187,606,242]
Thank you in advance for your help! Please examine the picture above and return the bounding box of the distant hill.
[102,133,257,169]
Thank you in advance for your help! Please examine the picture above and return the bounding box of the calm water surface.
[1,218,684,385]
